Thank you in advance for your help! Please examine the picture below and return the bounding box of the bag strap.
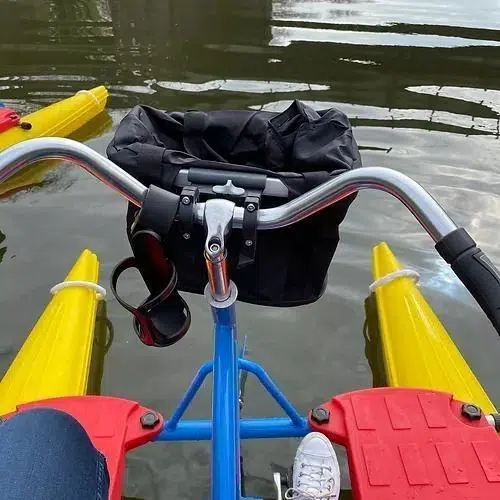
[183,111,227,162]
[132,185,180,239]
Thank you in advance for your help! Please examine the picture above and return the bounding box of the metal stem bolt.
[246,203,256,212]
[209,243,221,253]
[245,240,253,247]
[182,233,191,240]
[181,196,191,205]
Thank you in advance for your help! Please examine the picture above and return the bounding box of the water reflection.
[273,0,500,30]
[409,86,500,115]
[0,230,6,264]
[273,0,362,21]
[363,294,388,388]
[2,0,499,127]
[251,99,500,136]
[86,300,114,396]
[156,79,329,93]
[269,26,500,48]
[48,0,112,22]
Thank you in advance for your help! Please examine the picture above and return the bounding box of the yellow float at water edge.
[370,242,496,414]
[0,85,108,152]
[0,249,102,415]
[0,109,112,199]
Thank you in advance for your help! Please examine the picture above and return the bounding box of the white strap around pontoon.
[50,281,107,300]
[76,89,101,108]
[369,269,420,293]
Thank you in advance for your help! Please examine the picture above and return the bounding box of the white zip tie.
[50,281,107,300]
[76,89,101,108]
[369,269,420,293]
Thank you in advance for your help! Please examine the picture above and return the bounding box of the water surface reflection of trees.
[2,0,499,133]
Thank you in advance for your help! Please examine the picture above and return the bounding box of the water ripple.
[156,79,330,93]
[270,25,500,47]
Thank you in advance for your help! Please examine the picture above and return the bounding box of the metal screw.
[140,411,160,429]
[311,406,330,424]
[246,203,256,212]
[209,243,221,253]
[244,239,253,247]
[461,403,482,421]
[182,233,191,240]
[181,196,191,205]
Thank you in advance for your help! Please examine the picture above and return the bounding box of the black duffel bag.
[107,100,361,320]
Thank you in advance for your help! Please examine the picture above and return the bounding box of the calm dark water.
[1,0,500,498]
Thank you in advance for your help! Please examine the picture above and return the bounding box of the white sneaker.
[285,432,340,500]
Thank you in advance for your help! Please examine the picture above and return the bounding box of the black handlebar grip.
[436,228,500,336]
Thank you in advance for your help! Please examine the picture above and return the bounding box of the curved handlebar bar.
[231,168,457,241]
[0,137,148,206]
[0,138,456,241]
[0,137,456,241]
[0,137,499,336]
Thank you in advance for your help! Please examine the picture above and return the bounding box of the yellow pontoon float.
[0,249,104,415]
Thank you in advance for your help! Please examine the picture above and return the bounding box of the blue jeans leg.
[0,407,109,500]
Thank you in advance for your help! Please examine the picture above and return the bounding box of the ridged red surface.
[309,387,500,499]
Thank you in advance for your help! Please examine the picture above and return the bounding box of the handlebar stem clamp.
[204,199,235,302]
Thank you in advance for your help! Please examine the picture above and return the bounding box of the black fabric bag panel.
[109,100,361,307]
[107,101,361,185]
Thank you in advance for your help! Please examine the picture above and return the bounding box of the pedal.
[272,472,283,500]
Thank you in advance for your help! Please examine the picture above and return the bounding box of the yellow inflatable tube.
[0,86,108,152]
[0,249,102,415]
[371,242,496,414]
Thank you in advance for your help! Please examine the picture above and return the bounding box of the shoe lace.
[284,464,336,499]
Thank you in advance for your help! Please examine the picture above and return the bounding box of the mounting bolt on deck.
[311,406,330,424]
[181,196,191,205]
[461,403,482,421]
[140,411,160,429]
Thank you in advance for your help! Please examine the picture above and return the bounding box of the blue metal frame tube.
[165,361,213,431]
[156,417,309,441]
[212,304,240,500]
[239,359,305,427]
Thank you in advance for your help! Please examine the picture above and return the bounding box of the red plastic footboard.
[15,396,163,500]
[0,107,20,133]
[309,387,500,499]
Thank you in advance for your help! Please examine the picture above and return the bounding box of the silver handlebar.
[236,167,457,242]
[0,137,457,242]
[0,137,148,206]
